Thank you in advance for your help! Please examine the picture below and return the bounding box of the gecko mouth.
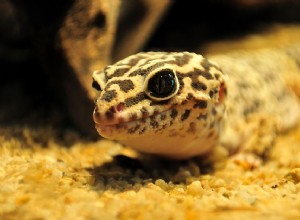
[93,106,175,137]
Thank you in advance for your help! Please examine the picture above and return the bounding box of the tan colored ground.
[1,123,300,219]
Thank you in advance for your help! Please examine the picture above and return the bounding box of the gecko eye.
[92,79,102,91]
[145,69,179,101]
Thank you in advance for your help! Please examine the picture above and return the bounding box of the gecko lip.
[94,108,171,138]
[93,106,175,132]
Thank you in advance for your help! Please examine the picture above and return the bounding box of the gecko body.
[92,48,300,159]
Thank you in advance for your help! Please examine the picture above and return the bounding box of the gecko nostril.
[94,104,125,123]
[116,103,125,112]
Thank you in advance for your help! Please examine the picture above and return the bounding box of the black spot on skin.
[140,107,149,118]
[193,68,214,80]
[125,92,147,107]
[168,53,193,66]
[153,110,159,115]
[211,63,222,71]
[181,100,188,105]
[202,58,222,71]
[104,106,117,120]
[127,57,141,66]
[187,122,196,133]
[150,99,171,106]
[200,71,214,80]
[243,100,261,116]
[130,113,138,121]
[109,68,130,78]
[105,109,114,120]
[192,82,207,91]
[170,109,178,119]
[106,80,134,92]
[115,55,144,67]
[181,110,191,121]
[128,125,141,134]
[150,120,159,128]
[139,127,146,134]
[129,62,164,77]
[201,58,210,70]
[101,90,117,102]
[119,80,134,92]
[160,113,166,121]
[154,126,166,133]
[209,121,215,129]
[209,88,220,99]
[211,107,217,116]
[177,69,208,91]
[128,69,148,77]
[197,114,207,120]
[209,90,214,98]
[193,100,207,109]
[187,93,194,100]
[214,74,221,80]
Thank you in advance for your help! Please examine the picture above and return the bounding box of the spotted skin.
[92,48,300,159]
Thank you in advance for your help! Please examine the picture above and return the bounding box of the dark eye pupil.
[92,80,101,91]
[148,70,176,98]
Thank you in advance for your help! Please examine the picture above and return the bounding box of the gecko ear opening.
[218,83,226,103]
[144,69,179,101]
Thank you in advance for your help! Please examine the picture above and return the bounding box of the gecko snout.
[93,103,125,125]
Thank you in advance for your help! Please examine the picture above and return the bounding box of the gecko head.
[92,52,227,159]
